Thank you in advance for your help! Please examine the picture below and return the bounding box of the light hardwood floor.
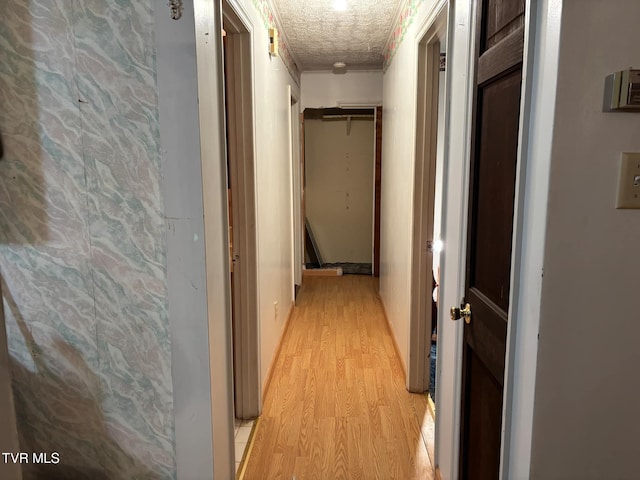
[242,276,434,479]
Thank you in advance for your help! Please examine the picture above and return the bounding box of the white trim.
[288,86,302,293]
[305,68,384,75]
[193,0,235,478]
[156,0,222,476]
[437,0,561,477]
[223,0,262,420]
[503,0,561,477]
[435,0,476,477]
[225,0,265,408]
[337,101,383,108]
[371,107,378,275]
[408,1,448,394]
[500,0,537,475]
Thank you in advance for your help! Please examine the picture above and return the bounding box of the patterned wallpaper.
[251,0,423,73]
[384,0,425,70]
[0,1,174,478]
[251,0,301,81]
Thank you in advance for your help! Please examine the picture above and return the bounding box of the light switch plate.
[615,152,640,209]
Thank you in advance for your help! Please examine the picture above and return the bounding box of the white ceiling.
[270,0,405,72]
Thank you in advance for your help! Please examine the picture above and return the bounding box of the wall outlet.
[274,301,278,321]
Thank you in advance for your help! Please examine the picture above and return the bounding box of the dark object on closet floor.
[321,262,372,275]
[304,218,323,268]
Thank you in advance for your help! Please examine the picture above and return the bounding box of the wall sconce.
[269,28,279,57]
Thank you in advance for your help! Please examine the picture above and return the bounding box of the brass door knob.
[450,303,472,324]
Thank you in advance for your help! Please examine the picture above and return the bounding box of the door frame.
[435,0,556,478]
[408,4,448,393]
[288,87,302,295]
[373,105,383,277]
[335,103,382,275]
[500,0,560,477]
[332,103,382,275]
[302,105,381,274]
[222,0,261,420]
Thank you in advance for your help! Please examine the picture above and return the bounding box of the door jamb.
[501,0,557,477]
[335,102,382,276]
[408,4,448,394]
[192,1,235,477]
[408,23,442,393]
[373,106,382,277]
[288,87,302,296]
[430,0,473,478]
[222,0,261,420]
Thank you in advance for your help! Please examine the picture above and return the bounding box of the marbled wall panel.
[0,1,88,246]
[0,1,104,477]
[0,0,175,479]
[72,1,174,478]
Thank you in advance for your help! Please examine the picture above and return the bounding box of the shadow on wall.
[3,283,159,480]
[0,3,48,245]
[0,4,167,478]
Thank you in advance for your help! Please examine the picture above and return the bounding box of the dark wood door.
[458,0,525,478]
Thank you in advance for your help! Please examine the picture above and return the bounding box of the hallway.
[241,276,434,479]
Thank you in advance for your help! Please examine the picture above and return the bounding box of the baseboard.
[302,267,343,277]
[435,465,443,480]
[427,393,436,420]
[261,300,295,399]
[377,293,407,379]
[236,418,259,480]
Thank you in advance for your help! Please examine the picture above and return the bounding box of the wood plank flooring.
[242,276,434,479]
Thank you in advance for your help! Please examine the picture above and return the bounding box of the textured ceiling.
[270,0,405,71]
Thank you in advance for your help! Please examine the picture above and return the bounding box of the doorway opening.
[302,107,381,276]
[408,6,448,414]
[222,1,260,426]
[288,88,303,300]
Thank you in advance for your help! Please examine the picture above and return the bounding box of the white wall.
[380,22,421,375]
[305,118,375,264]
[228,0,300,390]
[301,71,383,109]
[381,0,455,389]
[381,1,475,478]
[530,2,640,478]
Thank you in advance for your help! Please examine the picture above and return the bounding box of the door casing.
[223,0,261,420]
[434,0,549,478]
[408,4,448,394]
[288,87,303,296]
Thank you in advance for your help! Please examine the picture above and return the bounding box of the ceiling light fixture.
[332,0,347,11]
[332,61,347,74]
